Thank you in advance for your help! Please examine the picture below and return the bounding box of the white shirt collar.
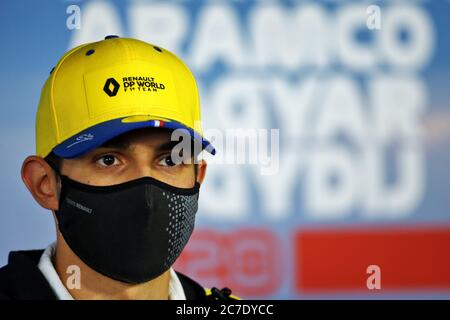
[37,242,186,300]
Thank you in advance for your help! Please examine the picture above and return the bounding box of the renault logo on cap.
[103,78,120,97]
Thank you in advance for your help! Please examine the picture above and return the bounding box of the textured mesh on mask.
[163,191,198,269]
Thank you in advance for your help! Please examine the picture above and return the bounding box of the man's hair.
[45,151,62,172]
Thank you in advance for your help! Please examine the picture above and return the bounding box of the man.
[0,36,236,300]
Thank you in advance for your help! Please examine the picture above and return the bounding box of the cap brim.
[52,117,216,159]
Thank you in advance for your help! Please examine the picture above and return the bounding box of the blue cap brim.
[52,117,216,159]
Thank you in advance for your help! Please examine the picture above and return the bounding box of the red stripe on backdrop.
[175,228,282,297]
[294,226,450,293]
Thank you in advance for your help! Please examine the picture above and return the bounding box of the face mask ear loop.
[194,163,198,185]
[46,160,61,177]
[45,159,63,207]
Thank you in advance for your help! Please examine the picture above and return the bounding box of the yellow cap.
[36,36,215,159]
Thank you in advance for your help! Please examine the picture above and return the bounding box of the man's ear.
[196,159,207,185]
[21,156,60,211]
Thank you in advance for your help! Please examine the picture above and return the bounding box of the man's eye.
[159,155,180,167]
[96,154,119,167]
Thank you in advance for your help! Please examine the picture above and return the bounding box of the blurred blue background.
[1,0,449,299]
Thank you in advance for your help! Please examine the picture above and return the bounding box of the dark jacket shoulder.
[0,249,237,300]
[0,250,56,300]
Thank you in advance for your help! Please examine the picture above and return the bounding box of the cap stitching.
[49,43,92,142]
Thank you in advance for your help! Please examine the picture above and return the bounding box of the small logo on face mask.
[66,197,93,214]
[103,78,120,96]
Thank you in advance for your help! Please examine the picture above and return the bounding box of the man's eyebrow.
[156,139,202,157]
[95,138,193,153]
[97,139,131,150]
[156,140,180,152]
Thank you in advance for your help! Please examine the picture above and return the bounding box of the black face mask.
[53,170,199,284]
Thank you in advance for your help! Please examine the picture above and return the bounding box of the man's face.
[59,127,199,188]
